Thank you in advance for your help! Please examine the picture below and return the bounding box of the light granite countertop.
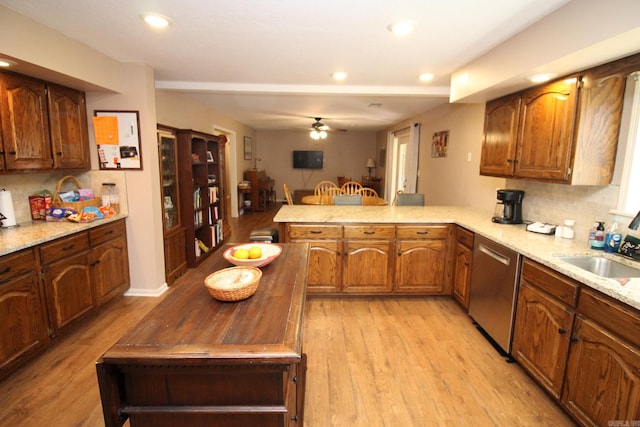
[0,214,128,257]
[274,205,640,310]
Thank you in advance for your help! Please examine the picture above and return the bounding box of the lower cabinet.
[513,258,640,426]
[562,289,640,426]
[163,226,187,285]
[0,249,49,379]
[396,225,449,293]
[452,226,474,308]
[284,222,451,295]
[0,219,130,379]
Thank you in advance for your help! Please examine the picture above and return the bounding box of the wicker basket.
[204,266,262,301]
[52,175,101,211]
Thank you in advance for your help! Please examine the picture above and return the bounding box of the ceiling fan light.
[310,130,320,140]
[319,130,327,139]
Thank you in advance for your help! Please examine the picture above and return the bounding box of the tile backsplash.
[1,170,127,224]
[507,179,638,242]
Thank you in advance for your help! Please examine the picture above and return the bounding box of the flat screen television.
[293,150,323,169]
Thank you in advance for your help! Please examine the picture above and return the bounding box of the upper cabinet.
[480,53,640,185]
[0,71,90,173]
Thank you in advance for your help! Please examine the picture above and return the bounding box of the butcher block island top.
[96,243,309,427]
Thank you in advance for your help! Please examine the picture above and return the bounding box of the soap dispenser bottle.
[591,221,605,250]
[604,221,622,253]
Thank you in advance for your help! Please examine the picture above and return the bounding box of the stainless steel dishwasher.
[468,235,522,355]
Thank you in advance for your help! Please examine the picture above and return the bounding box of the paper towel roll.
[0,189,17,227]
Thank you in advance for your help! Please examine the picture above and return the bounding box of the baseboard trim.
[124,283,169,297]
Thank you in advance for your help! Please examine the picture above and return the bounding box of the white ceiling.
[0,0,578,131]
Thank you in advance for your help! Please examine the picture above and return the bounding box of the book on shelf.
[209,186,218,203]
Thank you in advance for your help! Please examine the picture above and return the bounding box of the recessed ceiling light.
[418,73,434,82]
[142,13,172,28]
[527,73,556,83]
[387,22,413,36]
[332,71,348,81]
[0,58,16,68]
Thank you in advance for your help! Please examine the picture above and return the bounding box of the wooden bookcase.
[177,129,227,267]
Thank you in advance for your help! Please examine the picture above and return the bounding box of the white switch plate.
[467,152,472,162]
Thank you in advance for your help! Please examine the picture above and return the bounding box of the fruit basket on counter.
[204,266,262,301]
[223,243,282,268]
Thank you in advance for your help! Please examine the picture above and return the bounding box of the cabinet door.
[43,250,94,335]
[47,84,90,169]
[395,239,446,293]
[343,240,394,293]
[452,242,472,308]
[479,94,520,177]
[0,272,49,379]
[563,317,640,426]
[164,226,187,286]
[514,78,578,181]
[0,73,52,170]
[305,240,342,293]
[91,236,130,306]
[512,282,573,399]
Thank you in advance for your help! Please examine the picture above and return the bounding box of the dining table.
[301,194,388,206]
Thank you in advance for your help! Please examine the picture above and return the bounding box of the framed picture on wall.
[244,136,252,160]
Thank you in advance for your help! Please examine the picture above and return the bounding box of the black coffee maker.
[492,189,525,224]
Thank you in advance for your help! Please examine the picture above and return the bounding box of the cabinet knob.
[291,416,298,422]
[9,150,16,155]
[292,376,297,383]
[570,336,579,343]
[558,328,567,334]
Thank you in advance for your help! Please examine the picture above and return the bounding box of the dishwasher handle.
[478,243,512,266]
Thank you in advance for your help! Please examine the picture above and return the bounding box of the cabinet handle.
[291,415,298,422]
[570,336,578,343]
[56,151,63,156]
[0,266,10,275]
[310,230,322,234]
[416,231,429,235]
[459,235,467,241]
[9,150,16,155]
[364,231,375,235]
[62,244,75,251]
[104,230,114,235]
[558,328,567,334]
[90,260,101,267]
[506,159,518,163]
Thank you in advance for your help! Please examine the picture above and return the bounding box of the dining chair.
[358,187,379,198]
[337,176,351,187]
[340,181,363,195]
[396,193,425,206]
[283,183,293,205]
[333,194,363,205]
[319,186,342,205]
[314,180,339,196]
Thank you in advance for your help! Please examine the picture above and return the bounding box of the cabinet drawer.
[90,220,125,246]
[397,225,448,240]
[456,227,474,248]
[521,258,579,307]
[39,232,89,265]
[0,249,36,282]
[578,287,640,348]
[288,224,342,240]
[344,225,395,240]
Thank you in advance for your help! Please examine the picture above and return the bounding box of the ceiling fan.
[308,117,346,140]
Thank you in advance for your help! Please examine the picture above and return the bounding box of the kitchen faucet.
[630,210,640,230]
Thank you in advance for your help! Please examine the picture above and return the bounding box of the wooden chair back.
[314,180,339,196]
[358,187,378,198]
[283,183,293,205]
[340,181,363,195]
[337,176,351,187]
[319,187,342,205]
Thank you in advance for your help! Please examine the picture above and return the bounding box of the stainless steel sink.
[556,256,640,278]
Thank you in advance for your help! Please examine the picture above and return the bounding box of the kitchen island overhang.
[96,243,309,427]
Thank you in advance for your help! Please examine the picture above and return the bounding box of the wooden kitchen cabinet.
[512,259,579,399]
[452,226,474,309]
[47,83,90,169]
[0,72,52,170]
[0,71,90,172]
[562,288,640,426]
[89,220,130,306]
[343,225,395,293]
[480,52,640,185]
[287,224,343,293]
[395,225,449,293]
[0,249,49,380]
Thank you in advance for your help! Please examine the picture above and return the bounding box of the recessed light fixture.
[332,71,348,81]
[387,22,413,36]
[527,73,556,84]
[142,13,172,28]
[0,58,16,68]
[418,73,434,82]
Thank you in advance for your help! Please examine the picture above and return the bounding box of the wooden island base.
[96,243,309,427]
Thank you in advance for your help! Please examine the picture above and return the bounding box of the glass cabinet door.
[158,130,180,232]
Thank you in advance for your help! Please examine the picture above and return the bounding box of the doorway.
[385,124,420,201]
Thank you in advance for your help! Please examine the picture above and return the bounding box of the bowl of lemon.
[223,243,282,268]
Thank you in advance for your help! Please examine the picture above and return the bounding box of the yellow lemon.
[248,246,263,259]
[234,248,250,259]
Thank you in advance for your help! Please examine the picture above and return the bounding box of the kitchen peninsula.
[96,243,309,427]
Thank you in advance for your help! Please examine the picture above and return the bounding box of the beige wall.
[255,130,377,200]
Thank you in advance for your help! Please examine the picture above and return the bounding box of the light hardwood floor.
[0,205,576,426]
